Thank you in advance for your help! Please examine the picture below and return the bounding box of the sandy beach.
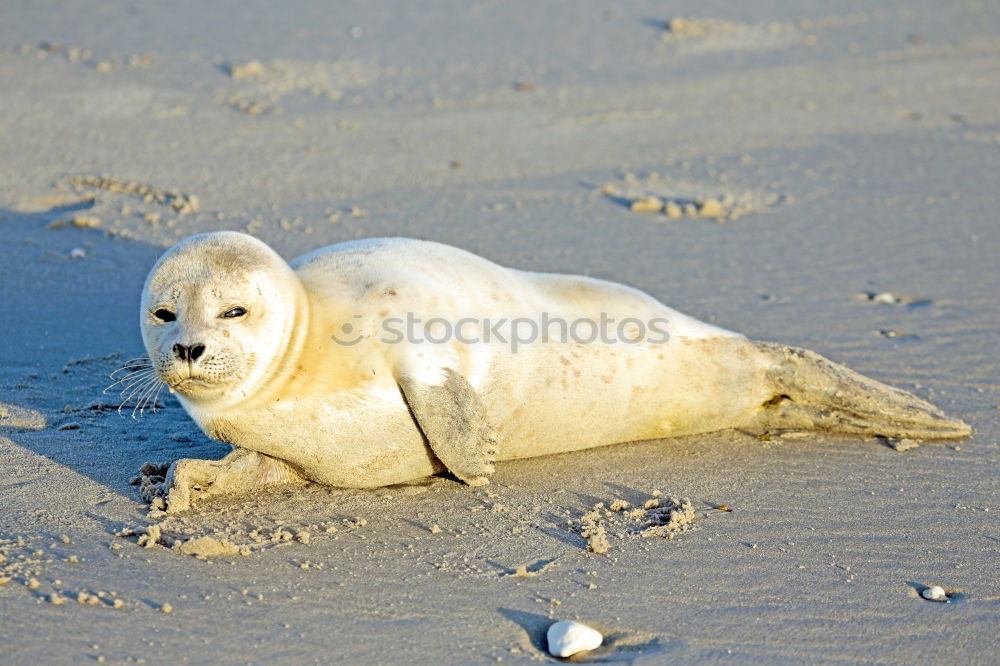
[1,1,998,662]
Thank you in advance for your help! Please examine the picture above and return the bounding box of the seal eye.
[221,307,247,319]
[153,308,176,322]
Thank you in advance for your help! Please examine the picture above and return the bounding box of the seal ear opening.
[750,342,971,440]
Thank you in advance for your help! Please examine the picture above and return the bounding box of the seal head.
[140,231,307,409]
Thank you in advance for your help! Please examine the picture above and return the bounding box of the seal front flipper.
[398,368,499,487]
[750,341,971,440]
[165,448,306,513]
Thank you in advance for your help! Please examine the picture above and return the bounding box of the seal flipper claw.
[398,368,499,486]
[165,449,306,513]
[750,342,971,440]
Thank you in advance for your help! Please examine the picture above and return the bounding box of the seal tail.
[749,341,971,440]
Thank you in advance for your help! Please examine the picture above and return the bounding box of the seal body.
[138,232,970,509]
[193,238,759,486]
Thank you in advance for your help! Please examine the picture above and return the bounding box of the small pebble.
[546,620,603,658]
[887,438,919,452]
[921,586,948,602]
[697,197,724,218]
[629,196,663,213]
[71,216,101,228]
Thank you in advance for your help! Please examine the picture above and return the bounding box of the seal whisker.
[136,375,166,414]
[118,374,163,415]
[107,366,154,384]
[118,380,159,413]
[119,356,154,367]
[131,385,155,419]
[105,368,158,394]
[109,356,153,376]
[108,374,159,405]
[115,373,158,399]
[105,356,157,397]
[131,376,166,419]
[147,381,166,414]
[110,365,155,380]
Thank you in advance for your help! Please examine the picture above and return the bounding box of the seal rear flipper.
[165,448,306,513]
[398,368,499,486]
[750,341,972,440]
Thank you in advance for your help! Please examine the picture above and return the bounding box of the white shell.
[546,620,603,658]
[921,585,947,602]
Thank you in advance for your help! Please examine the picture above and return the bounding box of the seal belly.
[491,336,769,459]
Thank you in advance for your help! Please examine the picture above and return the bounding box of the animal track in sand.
[10,41,154,74]
[656,17,805,54]
[600,172,785,223]
[573,491,698,555]
[220,57,383,120]
[68,175,200,215]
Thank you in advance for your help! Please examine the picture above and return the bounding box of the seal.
[136,232,971,511]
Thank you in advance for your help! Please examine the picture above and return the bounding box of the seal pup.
[137,232,970,512]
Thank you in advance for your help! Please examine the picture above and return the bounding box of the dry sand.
[1,1,998,663]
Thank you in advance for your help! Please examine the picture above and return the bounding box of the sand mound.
[573,492,698,555]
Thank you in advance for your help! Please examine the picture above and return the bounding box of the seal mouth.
[168,376,219,395]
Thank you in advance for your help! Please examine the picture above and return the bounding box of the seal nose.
[173,343,206,362]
